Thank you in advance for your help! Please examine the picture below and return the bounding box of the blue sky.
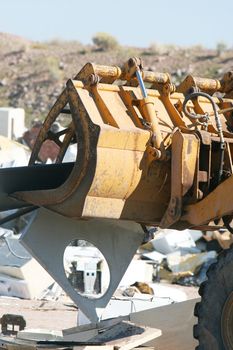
[0,0,232,48]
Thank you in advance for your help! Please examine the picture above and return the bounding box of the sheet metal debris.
[0,231,54,299]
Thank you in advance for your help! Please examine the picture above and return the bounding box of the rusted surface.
[29,88,69,165]
[177,75,221,94]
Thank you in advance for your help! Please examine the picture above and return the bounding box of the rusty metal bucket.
[7,59,233,229]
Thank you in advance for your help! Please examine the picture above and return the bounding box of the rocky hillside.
[0,32,232,126]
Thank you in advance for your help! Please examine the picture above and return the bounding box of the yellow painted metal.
[137,97,165,158]
[177,75,221,94]
[13,58,233,230]
[160,130,199,228]
[182,175,233,226]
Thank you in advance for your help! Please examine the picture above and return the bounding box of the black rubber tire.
[194,246,233,349]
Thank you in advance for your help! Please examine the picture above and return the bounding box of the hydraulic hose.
[183,91,225,184]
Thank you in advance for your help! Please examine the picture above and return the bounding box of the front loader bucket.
[13,77,172,224]
[9,58,233,230]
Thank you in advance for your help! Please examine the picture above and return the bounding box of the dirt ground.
[0,296,77,330]
[0,284,199,331]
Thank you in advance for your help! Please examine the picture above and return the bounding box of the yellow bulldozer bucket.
[10,58,233,231]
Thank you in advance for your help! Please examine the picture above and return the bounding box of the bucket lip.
[0,162,74,211]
